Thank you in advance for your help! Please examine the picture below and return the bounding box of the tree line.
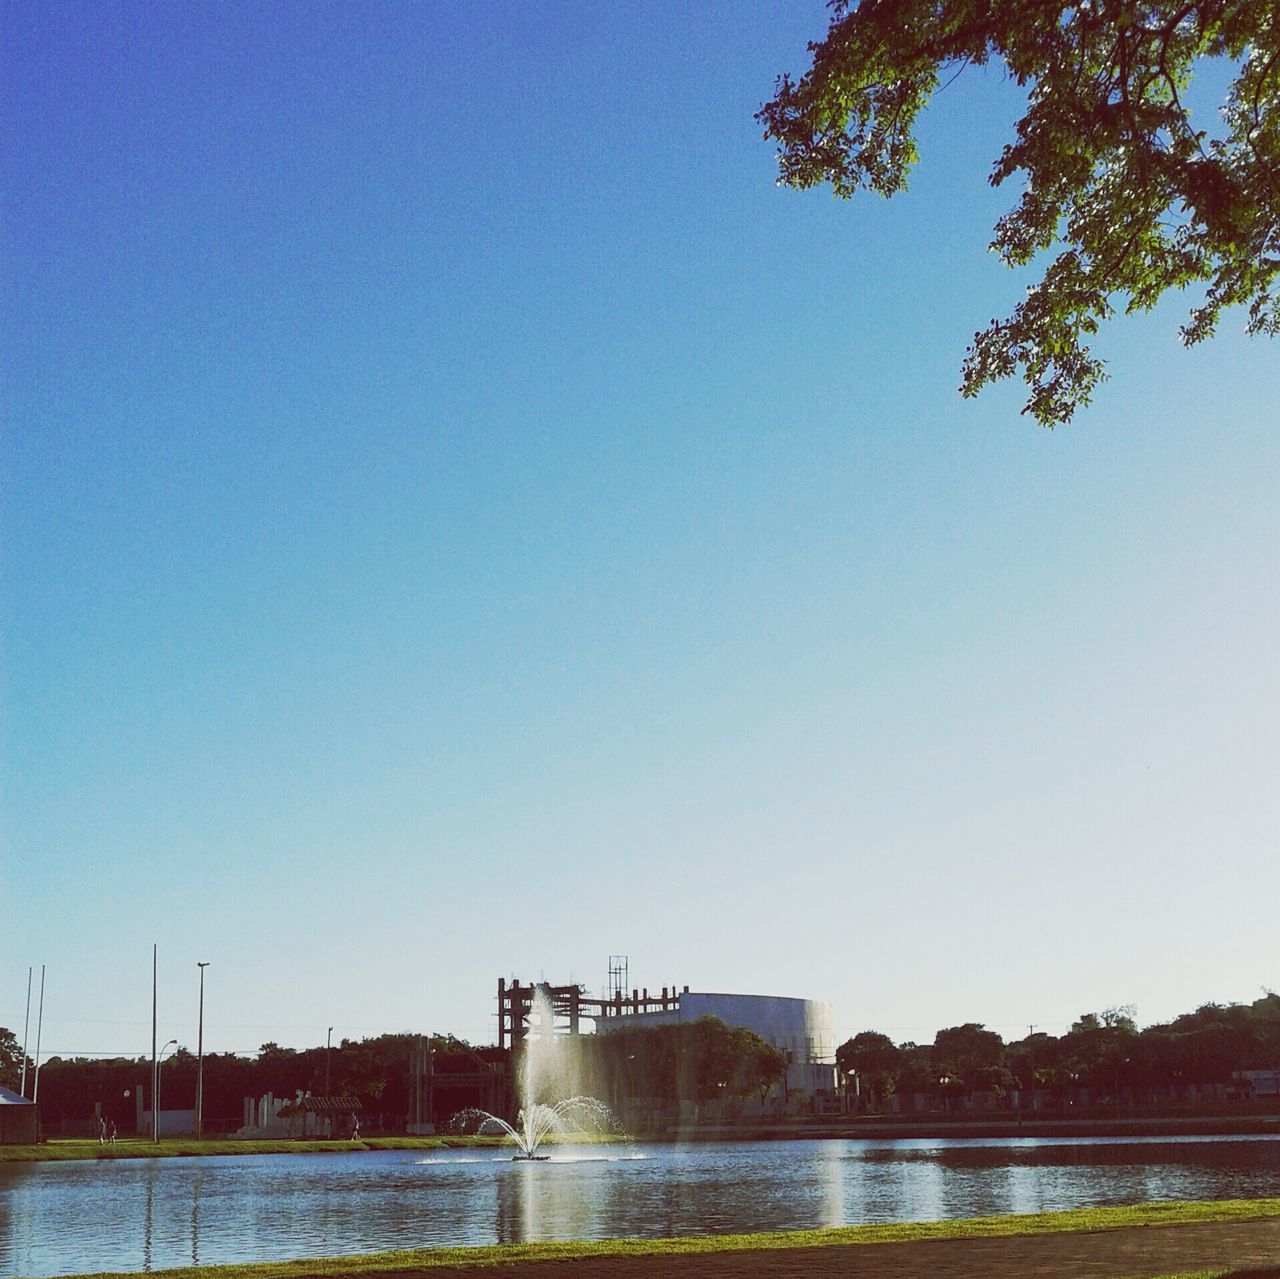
[578,1016,787,1106]
[0,1016,786,1131]
[7,992,1274,1132]
[0,1029,504,1132]
[838,993,1280,1109]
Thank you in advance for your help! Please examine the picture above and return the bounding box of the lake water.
[4,1135,1280,1277]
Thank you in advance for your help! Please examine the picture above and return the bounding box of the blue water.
[3,1135,1279,1277]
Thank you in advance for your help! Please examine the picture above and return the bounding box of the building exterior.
[0,1085,38,1144]
[1235,1070,1280,1098]
[595,991,837,1096]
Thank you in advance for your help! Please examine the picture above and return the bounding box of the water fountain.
[449,986,622,1159]
[451,1096,619,1159]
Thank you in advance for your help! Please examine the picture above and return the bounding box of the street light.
[156,1039,178,1137]
[196,963,210,1139]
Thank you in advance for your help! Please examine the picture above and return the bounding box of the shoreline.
[0,1135,531,1163]
[658,1113,1280,1142]
[4,1115,1279,1163]
[47,1199,1280,1279]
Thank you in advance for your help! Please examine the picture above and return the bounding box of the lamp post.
[151,944,158,1142]
[196,963,210,1139]
[326,1027,333,1097]
[156,1039,178,1138]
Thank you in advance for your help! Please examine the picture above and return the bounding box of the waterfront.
[3,1135,1279,1277]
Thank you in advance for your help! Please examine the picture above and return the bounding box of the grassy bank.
[54,1197,1280,1278]
[662,1113,1280,1142]
[0,1135,552,1162]
[1149,1273,1279,1279]
[1153,1273,1280,1279]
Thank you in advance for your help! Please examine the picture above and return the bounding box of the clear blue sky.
[3,2,1276,1061]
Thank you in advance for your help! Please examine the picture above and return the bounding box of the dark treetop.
[759,0,1280,426]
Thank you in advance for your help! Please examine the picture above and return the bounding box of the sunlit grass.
[1143,1271,1280,1279]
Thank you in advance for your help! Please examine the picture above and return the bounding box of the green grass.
[1144,1272,1280,1279]
[0,1132,626,1163]
[0,1135,529,1162]
[46,1196,1280,1279]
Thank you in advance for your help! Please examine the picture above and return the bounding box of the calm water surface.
[3,1135,1279,1277]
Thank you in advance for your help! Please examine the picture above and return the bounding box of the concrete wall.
[139,1109,197,1137]
[0,1103,38,1144]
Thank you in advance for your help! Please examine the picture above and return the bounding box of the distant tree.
[932,1023,1006,1092]
[0,1027,26,1091]
[689,1017,743,1101]
[896,1041,938,1096]
[837,1030,904,1106]
[727,1026,788,1103]
[1060,1008,1138,1089]
[972,1064,1018,1099]
[253,1041,303,1098]
[1102,1005,1139,1034]
[1006,1029,1052,1094]
[588,1018,788,1107]
[759,1,1280,426]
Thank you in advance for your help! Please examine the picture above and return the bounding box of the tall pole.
[32,966,46,1103]
[19,966,31,1098]
[196,963,209,1139]
[1028,1025,1036,1114]
[151,944,158,1143]
[326,1026,333,1096]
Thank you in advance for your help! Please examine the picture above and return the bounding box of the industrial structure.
[407,1035,505,1132]
[496,975,690,1048]
[497,970,837,1096]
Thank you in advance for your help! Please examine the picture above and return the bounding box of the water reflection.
[2,1137,1278,1278]
[818,1143,844,1229]
[0,1172,18,1277]
[191,1169,202,1267]
[142,1171,153,1273]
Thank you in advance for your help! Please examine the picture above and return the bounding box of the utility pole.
[151,944,158,1143]
[19,967,31,1098]
[196,963,210,1139]
[1028,1025,1036,1114]
[326,1026,333,1097]
[32,966,46,1103]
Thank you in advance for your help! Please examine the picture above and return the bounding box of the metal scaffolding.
[497,974,688,1050]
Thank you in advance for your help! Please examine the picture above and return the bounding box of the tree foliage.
[759,0,1280,425]
[584,1016,787,1105]
[932,1022,1006,1083]
[26,1032,498,1130]
[837,1030,903,1105]
[0,1027,28,1092]
[836,992,1280,1107]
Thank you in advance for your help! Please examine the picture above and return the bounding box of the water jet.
[449,986,623,1158]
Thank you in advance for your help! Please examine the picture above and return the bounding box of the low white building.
[596,991,836,1096]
